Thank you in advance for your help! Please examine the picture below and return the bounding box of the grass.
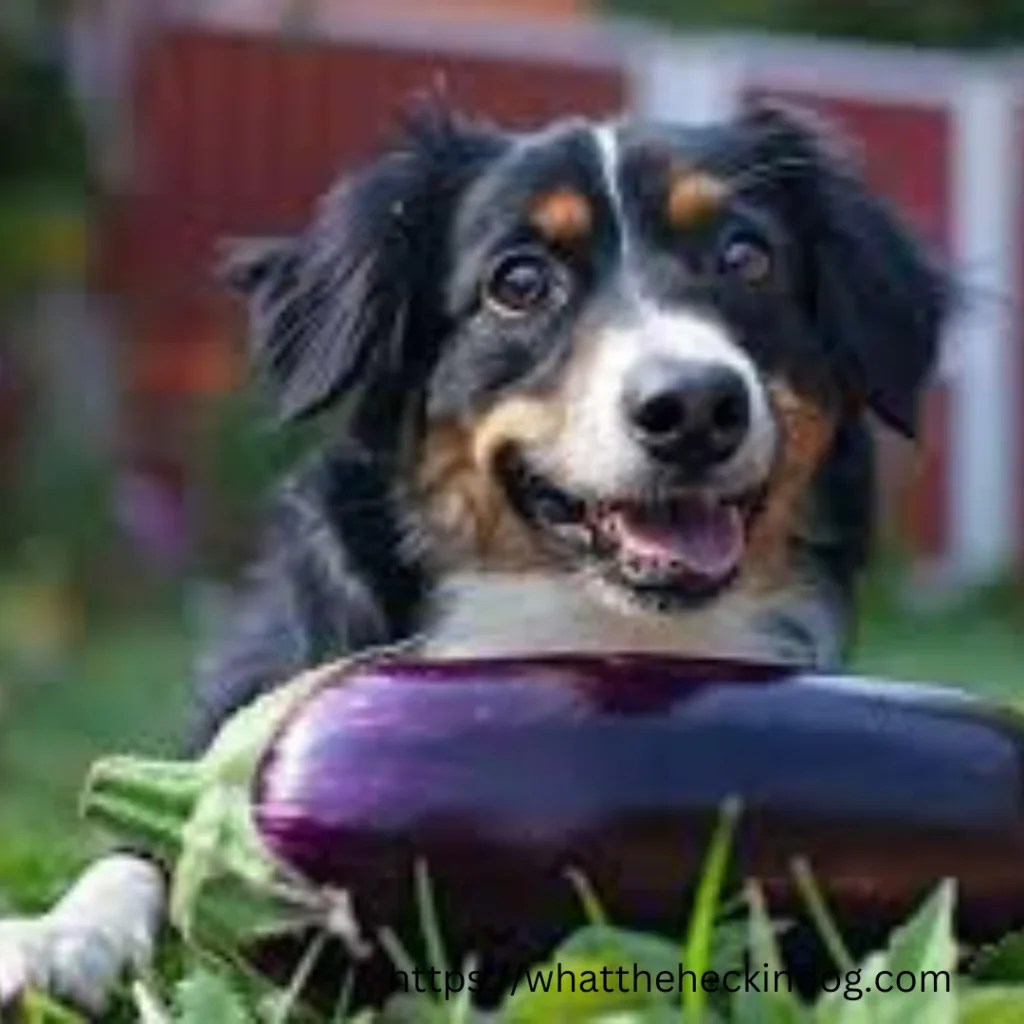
[0,606,194,914]
[25,804,1024,1023]
[852,575,1024,698]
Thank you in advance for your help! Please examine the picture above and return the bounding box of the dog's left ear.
[742,100,951,438]
[216,105,506,442]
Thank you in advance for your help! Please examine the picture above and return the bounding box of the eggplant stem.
[81,756,203,859]
[84,792,189,858]
[82,756,203,818]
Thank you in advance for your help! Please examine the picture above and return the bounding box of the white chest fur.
[420,571,784,662]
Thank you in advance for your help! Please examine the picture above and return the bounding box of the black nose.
[623,357,751,469]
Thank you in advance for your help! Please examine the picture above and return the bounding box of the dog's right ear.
[217,107,506,435]
[739,100,951,439]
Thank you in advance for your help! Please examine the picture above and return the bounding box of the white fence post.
[948,63,1020,583]
[628,36,742,125]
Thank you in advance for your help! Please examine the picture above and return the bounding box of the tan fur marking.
[418,397,565,571]
[746,383,835,586]
[469,396,564,471]
[667,171,730,229]
[529,188,593,245]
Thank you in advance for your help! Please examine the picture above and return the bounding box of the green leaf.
[812,950,889,1024]
[968,931,1024,983]
[503,953,669,1023]
[12,989,87,1024]
[874,881,957,1024]
[552,919,750,1005]
[959,986,1024,1024]
[883,881,957,976]
[555,925,682,985]
[731,882,810,1024]
[814,881,957,1024]
[707,920,753,979]
[174,966,254,1024]
[375,991,446,1023]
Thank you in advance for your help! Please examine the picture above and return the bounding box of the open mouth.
[500,453,765,606]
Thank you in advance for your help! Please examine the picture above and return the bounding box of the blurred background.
[0,0,1022,911]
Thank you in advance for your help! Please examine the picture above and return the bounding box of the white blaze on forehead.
[593,122,626,224]
[539,305,778,497]
[591,122,641,300]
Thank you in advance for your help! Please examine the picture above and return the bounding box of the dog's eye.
[718,232,773,285]
[484,250,553,316]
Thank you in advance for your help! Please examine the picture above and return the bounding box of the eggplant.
[82,649,1024,1009]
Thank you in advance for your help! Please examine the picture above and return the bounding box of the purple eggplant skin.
[248,654,1024,1004]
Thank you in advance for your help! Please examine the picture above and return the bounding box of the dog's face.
[223,103,947,619]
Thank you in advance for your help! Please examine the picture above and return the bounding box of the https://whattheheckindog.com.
[394,957,951,1002]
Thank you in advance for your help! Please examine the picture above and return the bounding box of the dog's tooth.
[626,556,651,578]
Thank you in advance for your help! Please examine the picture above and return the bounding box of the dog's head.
[222,101,948,616]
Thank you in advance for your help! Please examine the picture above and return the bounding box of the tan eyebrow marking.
[529,188,593,244]
[667,170,730,228]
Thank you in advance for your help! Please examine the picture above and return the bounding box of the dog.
[0,99,948,1014]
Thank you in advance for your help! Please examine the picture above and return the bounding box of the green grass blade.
[131,978,175,1024]
[564,867,610,929]
[449,955,478,1024]
[415,859,450,981]
[790,857,854,974]
[16,989,90,1024]
[681,796,742,1023]
[735,881,808,1024]
[377,926,420,983]
[269,931,328,1024]
[329,968,357,1024]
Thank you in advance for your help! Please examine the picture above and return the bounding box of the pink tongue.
[612,500,744,581]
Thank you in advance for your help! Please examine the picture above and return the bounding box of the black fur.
[188,444,431,753]
[755,416,877,667]
[738,100,949,438]
[220,108,507,447]
[189,101,948,755]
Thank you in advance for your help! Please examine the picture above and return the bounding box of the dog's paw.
[0,855,165,1016]
[0,914,127,1015]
